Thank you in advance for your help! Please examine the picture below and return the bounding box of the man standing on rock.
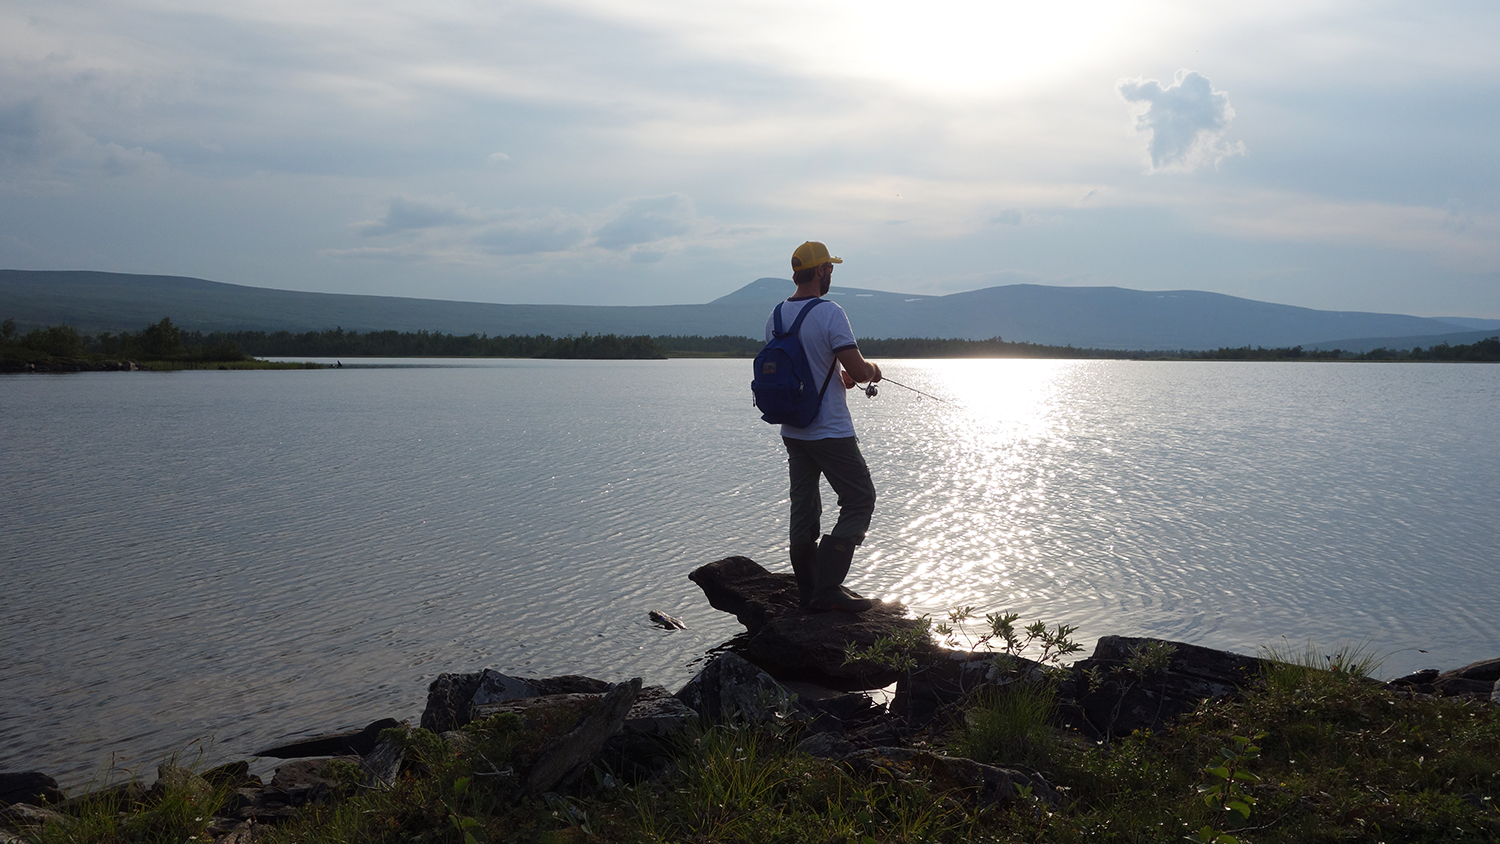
[769,241,883,613]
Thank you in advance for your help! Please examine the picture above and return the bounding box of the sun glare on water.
[861,359,1095,613]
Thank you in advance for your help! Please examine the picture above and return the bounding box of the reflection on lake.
[2,358,1497,786]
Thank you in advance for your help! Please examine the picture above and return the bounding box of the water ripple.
[3,359,1498,787]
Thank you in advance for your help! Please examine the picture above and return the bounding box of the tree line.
[4,316,1497,363]
[0,318,672,361]
[1,317,247,363]
[1183,338,1500,362]
[207,327,668,359]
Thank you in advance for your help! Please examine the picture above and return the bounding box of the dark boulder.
[1059,636,1270,740]
[0,772,62,808]
[421,670,614,734]
[689,556,933,689]
[1386,668,1441,695]
[1433,658,1500,701]
[473,681,694,786]
[689,555,803,633]
[253,718,401,759]
[892,648,1050,725]
[421,672,488,733]
[675,651,803,725]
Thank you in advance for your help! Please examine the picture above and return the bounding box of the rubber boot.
[807,535,873,613]
[789,541,818,610]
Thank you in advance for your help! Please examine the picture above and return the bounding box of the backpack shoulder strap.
[785,297,826,335]
[789,299,839,400]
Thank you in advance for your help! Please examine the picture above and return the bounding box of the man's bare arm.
[835,348,881,384]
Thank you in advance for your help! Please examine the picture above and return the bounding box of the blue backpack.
[752,299,838,427]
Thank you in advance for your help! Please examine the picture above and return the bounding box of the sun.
[828,0,1135,95]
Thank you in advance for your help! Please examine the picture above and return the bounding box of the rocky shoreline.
[0,360,146,373]
[5,555,1499,841]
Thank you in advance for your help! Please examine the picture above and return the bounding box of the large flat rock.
[690,556,933,690]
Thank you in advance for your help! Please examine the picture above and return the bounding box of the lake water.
[3,358,1498,788]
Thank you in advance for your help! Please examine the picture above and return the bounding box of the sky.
[2,0,1498,317]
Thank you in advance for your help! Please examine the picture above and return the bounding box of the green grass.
[20,653,1500,844]
[20,761,238,844]
[950,680,1062,770]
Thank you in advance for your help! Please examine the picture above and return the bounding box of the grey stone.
[201,760,256,788]
[149,764,212,805]
[1433,676,1495,699]
[1432,658,1500,700]
[622,686,696,736]
[675,651,802,725]
[421,672,486,733]
[422,670,613,734]
[361,733,406,788]
[1446,658,1500,684]
[796,732,855,759]
[473,685,689,739]
[524,679,642,796]
[264,758,348,808]
[0,801,69,833]
[470,669,540,708]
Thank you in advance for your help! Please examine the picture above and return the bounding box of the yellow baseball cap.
[791,241,842,271]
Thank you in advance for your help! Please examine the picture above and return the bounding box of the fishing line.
[859,377,949,403]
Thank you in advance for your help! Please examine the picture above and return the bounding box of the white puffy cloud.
[1118,70,1245,173]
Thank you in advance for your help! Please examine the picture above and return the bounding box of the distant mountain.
[1432,317,1500,331]
[0,269,1486,351]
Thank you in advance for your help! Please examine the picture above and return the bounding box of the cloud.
[474,210,589,255]
[0,97,162,177]
[348,196,592,257]
[317,246,428,262]
[1118,70,1245,172]
[353,195,482,236]
[592,193,696,250]
[0,99,54,167]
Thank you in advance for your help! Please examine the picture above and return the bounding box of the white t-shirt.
[764,296,859,440]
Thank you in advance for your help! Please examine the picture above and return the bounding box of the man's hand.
[841,370,857,390]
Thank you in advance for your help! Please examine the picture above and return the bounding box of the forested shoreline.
[3,316,1498,366]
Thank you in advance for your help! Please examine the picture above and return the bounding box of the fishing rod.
[858,376,949,403]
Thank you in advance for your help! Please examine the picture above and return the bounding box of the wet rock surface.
[690,555,935,689]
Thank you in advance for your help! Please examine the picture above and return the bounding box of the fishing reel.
[862,382,879,398]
